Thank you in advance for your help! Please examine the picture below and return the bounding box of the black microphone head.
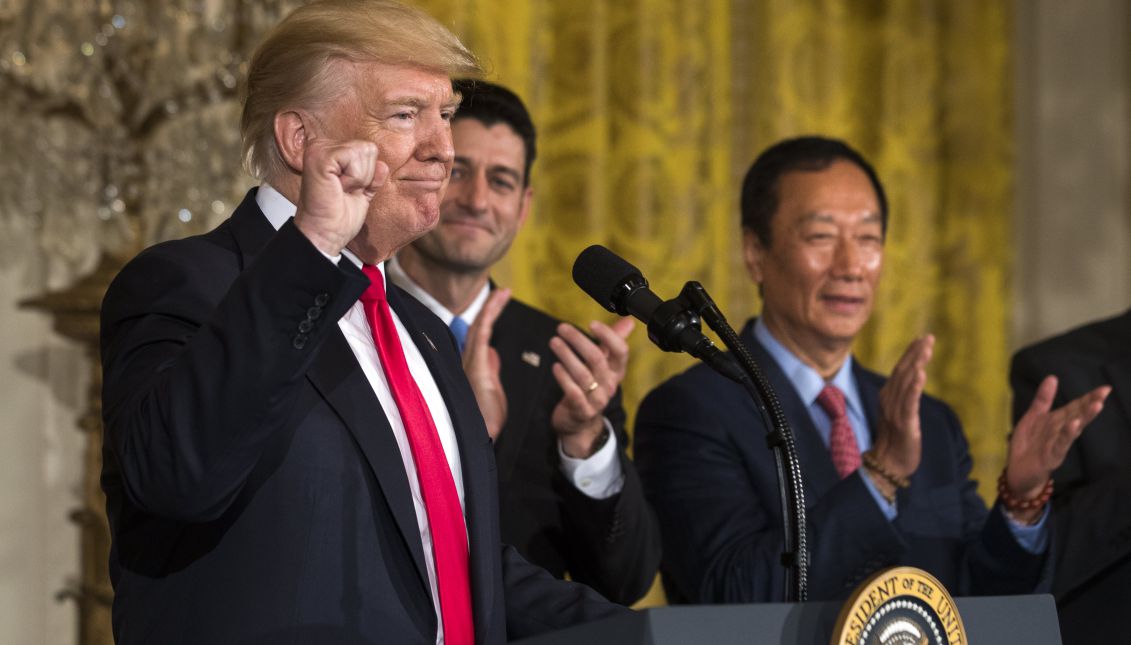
[572,245,644,315]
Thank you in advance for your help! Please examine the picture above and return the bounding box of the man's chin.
[817,320,868,346]
[401,205,441,243]
[405,237,492,275]
[434,249,494,274]
[424,202,444,226]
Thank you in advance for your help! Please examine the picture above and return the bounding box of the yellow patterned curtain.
[417,0,1014,506]
[412,0,1014,607]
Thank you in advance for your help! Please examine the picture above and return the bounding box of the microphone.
[574,245,808,599]
[571,244,658,317]
[572,245,745,383]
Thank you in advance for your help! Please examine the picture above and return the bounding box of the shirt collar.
[753,318,864,418]
[256,183,296,231]
[385,256,491,326]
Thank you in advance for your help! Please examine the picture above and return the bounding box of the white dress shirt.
[257,184,457,643]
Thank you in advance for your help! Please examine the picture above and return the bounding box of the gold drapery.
[421,0,1014,532]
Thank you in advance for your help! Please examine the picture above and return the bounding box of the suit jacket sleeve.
[554,387,662,605]
[100,221,368,522]
[501,544,629,639]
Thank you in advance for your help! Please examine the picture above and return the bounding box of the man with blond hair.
[99,2,623,643]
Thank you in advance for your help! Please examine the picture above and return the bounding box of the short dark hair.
[740,136,888,247]
[451,79,537,186]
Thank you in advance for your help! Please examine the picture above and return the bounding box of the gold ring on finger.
[586,380,600,393]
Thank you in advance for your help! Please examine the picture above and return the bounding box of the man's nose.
[456,171,490,214]
[832,238,865,280]
[416,116,455,165]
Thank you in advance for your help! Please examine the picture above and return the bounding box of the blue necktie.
[449,316,469,353]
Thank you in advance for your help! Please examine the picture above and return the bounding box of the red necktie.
[359,265,474,645]
[816,384,861,479]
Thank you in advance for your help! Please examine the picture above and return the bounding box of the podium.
[512,595,1062,644]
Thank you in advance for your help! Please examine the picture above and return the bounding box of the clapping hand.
[549,318,635,458]
[461,288,512,440]
[1003,376,1110,522]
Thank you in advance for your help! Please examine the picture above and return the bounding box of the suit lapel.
[491,301,550,485]
[306,328,432,594]
[388,286,496,641]
[741,323,841,500]
[852,363,883,436]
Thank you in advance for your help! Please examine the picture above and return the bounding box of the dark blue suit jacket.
[634,320,1048,604]
[99,189,621,644]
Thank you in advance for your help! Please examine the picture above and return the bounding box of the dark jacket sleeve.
[556,386,662,605]
[501,544,630,640]
[100,221,367,522]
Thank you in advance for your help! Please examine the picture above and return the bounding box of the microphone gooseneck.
[572,245,809,602]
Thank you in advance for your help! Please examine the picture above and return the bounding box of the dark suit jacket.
[489,299,660,605]
[634,320,1048,604]
[99,189,622,645]
[1011,309,1131,645]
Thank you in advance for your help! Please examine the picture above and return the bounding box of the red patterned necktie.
[816,384,862,479]
[359,265,474,645]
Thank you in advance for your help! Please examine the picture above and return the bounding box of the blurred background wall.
[0,0,1127,642]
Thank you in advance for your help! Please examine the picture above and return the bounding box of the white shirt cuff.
[557,417,625,500]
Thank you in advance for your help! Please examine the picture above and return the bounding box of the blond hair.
[240,0,482,180]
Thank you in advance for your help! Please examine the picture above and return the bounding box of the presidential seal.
[830,567,968,645]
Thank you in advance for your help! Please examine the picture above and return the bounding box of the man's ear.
[516,185,534,229]
[273,110,307,174]
[742,228,767,285]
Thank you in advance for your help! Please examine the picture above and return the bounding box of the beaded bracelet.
[997,470,1054,512]
[864,474,897,505]
[861,451,911,490]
